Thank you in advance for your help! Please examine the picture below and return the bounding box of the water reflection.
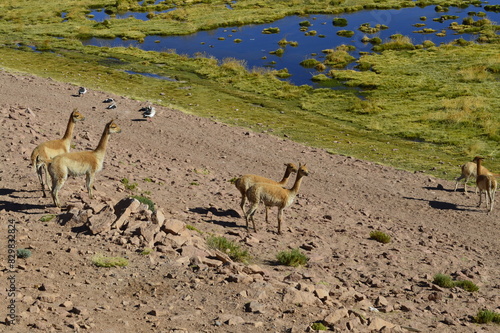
[82,5,500,87]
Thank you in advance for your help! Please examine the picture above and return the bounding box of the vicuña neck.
[94,126,110,154]
[62,114,76,141]
[290,173,305,194]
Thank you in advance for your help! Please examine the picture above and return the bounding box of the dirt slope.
[0,69,499,332]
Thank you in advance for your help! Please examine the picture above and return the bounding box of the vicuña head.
[49,119,121,208]
[30,108,85,197]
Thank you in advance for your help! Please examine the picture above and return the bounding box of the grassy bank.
[1,0,500,178]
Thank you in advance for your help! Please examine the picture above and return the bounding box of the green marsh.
[1,0,500,178]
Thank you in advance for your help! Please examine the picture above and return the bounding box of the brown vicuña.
[454,158,491,194]
[48,120,121,207]
[30,109,85,197]
[474,156,497,213]
[234,163,297,221]
[245,163,309,234]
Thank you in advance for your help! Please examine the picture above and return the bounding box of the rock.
[38,293,60,303]
[147,309,168,316]
[87,205,115,235]
[375,295,389,307]
[243,264,266,276]
[314,288,329,302]
[323,308,349,325]
[162,219,186,235]
[368,317,396,330]
[245,301,265,313]
[139,223,161,246]
[152,209,166,227]
[113,198,140,229]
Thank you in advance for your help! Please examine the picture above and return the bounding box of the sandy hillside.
[0,69,499,332]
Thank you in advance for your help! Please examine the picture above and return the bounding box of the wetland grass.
[1,1,500,180]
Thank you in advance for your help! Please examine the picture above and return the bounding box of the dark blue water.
[82,4,500,87]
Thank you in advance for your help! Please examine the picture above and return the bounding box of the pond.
[82,4,500,88]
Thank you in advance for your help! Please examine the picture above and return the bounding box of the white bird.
[78,87,87,97]
[106,103,117,110]
[103,98,114,103]
[142,106,156,121]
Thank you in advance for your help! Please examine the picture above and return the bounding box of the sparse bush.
[311,322,328,330]
[433,273,479,292]
[17,249,32,259]
[92,254,128,267]
[433,273,455,288]
[276,248,308,267]
[121,178,138,191]
[140,248,153,255]
[186,225,202,234]
[455,279,479,292]
[206,236,250,263]
[39,214,56,222]
[369,230,391,243]
[131,195,155,212]
[474,309,500,324]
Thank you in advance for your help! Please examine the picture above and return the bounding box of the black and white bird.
[78,87,87,97]
[142,106,156,121]
[106,103,117,110]
[103,98,114,103]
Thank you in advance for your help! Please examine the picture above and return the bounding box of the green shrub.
[300,58,320,68]
[369,230,391,243]
[276,248,308,267]
[39,214,56,222]
[299,20,311,27]
[275,68,292,78]
[131,195,155,212]
[121,178,138,191]
[433,273,455,288]
[206,236,250,263]
[262,27,280,34]
[455,279,479,292]
[17,249,32,259]
[474,309,500,324]
[186,225,203,234]
[311,322,328,330]
[140,248,153,255]
[433,273,479,292]
[311,74,329,82]
[270,48,284,56]
[337,30,355,37]
[92,254,129,267]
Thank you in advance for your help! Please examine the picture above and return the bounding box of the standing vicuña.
[49,120,121,207]
[474,156,497,213]
[454,158,490,193]
[234,163,298,221]
[30,109,85,197]
[245,163,309,234]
